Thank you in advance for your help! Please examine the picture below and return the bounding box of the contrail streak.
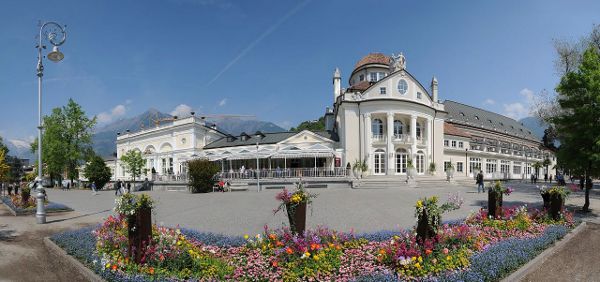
[206,0,310,86]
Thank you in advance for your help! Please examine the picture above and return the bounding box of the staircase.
[353,175,467,189]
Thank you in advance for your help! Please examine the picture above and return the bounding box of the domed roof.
[353,53,391,71]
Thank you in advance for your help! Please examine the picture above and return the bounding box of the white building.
[115,52,556,182]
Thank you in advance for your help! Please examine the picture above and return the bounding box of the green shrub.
[188,159,220,193]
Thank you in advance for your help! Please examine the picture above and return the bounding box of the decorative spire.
[333,67,341,78]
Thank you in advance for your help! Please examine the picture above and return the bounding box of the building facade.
[115,52,556,181]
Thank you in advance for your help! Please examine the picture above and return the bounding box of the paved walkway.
[0,181,598,281]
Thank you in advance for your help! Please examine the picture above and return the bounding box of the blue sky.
[1,0,599,143]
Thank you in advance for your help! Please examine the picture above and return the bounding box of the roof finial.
[390,52,406,72]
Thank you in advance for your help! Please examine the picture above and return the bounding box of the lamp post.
[35,21,67,224]
[254,131,264,192]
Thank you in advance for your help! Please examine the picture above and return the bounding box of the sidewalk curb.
[502,221,588,282]
[43,237,105,282]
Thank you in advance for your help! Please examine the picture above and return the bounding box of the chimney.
[333,67,341,102]
[431,76,438,103]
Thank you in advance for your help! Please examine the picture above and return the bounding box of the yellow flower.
[416,200,423,208]
[313,255,320,261]
[446,255,452,261]
[411,256,416,261]
[304,252,311,257]
[415,262,421,268]
[244,234,249,240]
[418,256,423,263]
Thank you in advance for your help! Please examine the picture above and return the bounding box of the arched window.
[397,79,408,94]
[393,120,403,137]
[395,148,408,173]
[416,122,422,138]
[372,119,383,136]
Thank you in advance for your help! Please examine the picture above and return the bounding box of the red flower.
[285,247,293,254]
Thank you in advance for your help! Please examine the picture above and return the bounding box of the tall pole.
[465,148,468,177]
[36,45,45,224]
[35,21,67,224]
[256,141,260,192]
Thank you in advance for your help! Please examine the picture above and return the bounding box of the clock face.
[397,79,408,94]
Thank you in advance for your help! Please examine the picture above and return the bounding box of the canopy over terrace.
[202,130,346,178]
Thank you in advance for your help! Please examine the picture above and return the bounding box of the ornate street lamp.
[35,21,67,224]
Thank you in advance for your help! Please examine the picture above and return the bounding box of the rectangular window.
[378,72,386,80]
[417,92,422,99]
[451,140,457,148]
[370,72,377,82]
[470,157,482,174]
[380,87,386,94]
[444,140,449,147]
[456,162,463,172]
[458,141,464,148]
[359,74,365,81]
[444,161,451,172]
[486,159,497,173]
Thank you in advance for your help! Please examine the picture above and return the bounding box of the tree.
[187,158,219,193]
[532,161,543,178]
[84,154,112,189]
[31,99,96,185]
[120,150,145,182]
[0,150,10,182]
[290,116,326,132]
[0,136,8,155]
[552,46,600,212]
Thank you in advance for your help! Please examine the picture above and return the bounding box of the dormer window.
[240,132,250,141]
[397,79,408,94]
[474,115,479,120]
[460,112,465,116]
[359,74,365,81]
[369,72,377,82]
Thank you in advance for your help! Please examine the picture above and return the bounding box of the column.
[365,114,372,173]
[387,112,394,175]
[410,114,417,159]
[426,118,432,171]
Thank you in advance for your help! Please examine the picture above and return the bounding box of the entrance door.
[373,149,386,175]
[416,151,425,174]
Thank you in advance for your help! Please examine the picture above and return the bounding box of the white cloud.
[503,102,529,120]
[502,88,536,120]
[483,98,495,105]
[218,98,227,107]
[97,104,127,124]
[125,99,133,105]
[170,104,193,117]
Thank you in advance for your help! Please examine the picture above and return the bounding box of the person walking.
[114,180,122,196]
[476,171,484,193]
[126,181,131,193]
[91,182,98,195]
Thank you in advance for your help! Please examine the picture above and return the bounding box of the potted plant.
[428,162,436,175]
[114,193,155,263]
[352,159,368,179]
[273,181,317,235]
[547,186,569,220]
[406,159,416,179]
[445,162,455,180]
[414,193,463,242]
[487,181,514,218]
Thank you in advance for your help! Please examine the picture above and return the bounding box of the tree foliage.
[120,150,145,182]
[0,150,10,182]
[31,99,96,184]
[84,154,112,189]
[290,116,326,132]
[187,158,219,193]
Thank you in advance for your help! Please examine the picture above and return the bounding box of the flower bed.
[1,195,73,216]
[51,204,576,282]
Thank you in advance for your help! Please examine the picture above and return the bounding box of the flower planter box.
[286,202,306,235]
[127,207,152,263]
[549,194,564,221]
[488,190,503,218]
[541,192,551,210]
[416,209,437,242]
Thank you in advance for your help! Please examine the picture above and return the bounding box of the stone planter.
[446,168,455,181]
[127,207,152,263]
[286,202,306,235]
[488,190,503,219]
[407,167,416,179]
[541,192,551,210]
[549,194,564,221]
[416,209,437,242]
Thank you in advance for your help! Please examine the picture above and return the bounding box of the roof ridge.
[443,100,521,123]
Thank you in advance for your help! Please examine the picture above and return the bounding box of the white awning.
[224,153,273,160]
[271,151,334,159]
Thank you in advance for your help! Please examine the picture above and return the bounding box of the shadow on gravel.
[46,209,111,224]
[0,224,17,241]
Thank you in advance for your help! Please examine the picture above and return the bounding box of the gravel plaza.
[42,180,600,236]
